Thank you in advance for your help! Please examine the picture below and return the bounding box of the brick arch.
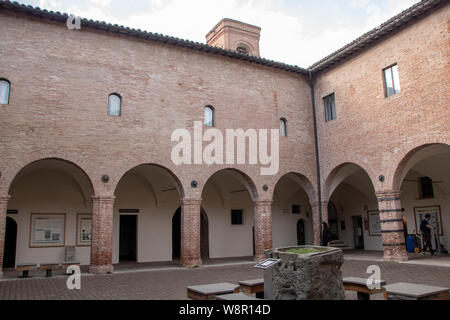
[271,172,316,204]
[113,163,185,199]
[200,168,259,202]
[391,135,450,191]
[322,161,377,202]
[2,149,98,196]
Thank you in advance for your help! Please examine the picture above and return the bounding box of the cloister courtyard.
[1,252,449,300]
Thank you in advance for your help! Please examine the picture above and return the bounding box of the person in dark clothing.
[321,222,330,247]
[420,214,434,255]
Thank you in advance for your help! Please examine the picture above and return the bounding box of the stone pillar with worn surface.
[254,201,273,261]
[0,195,10,279]
[377,191,408,262]
[90,196,115,274]
[181,198,202,268]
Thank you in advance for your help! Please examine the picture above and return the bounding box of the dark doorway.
[352,216,365,249]
[119,215,137,262]
[328,202,339,241]
[297,219,306,245]
[3,217,17,269]
[172,208,209,260]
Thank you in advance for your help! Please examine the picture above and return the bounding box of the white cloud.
[39,0,61,11]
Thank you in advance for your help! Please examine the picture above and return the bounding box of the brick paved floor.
[1,259,449,300]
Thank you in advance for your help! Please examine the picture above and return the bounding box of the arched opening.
[204,105,215,127]
[114,164,184,264]
[297,219,306,246]
[394,143,450,253]
[172,208,209,260]
[201,169,257,259]
[272,172,315,247]
[7,158,94,266]
[108,93,122,116]
[2,217,17,269]
[324,163,378,251]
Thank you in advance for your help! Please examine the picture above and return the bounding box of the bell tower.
[206,18,261,57]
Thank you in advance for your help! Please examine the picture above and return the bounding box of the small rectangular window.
[324,93,336,122]
[419,177,434,199]
[231,210,243,225]
[384,64,401,97]
[292,205,301,214]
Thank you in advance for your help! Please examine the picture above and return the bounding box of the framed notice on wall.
[30,214,66,248]
[368,210,381,236]
[77,214,92,246]
[414,206,443,236]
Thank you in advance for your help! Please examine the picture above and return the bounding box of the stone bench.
[39,263,60,277]
[216,293,264,301]
[383,283,450,300]
[239,279,264,299]
[16,264,37,278]
[343,277,386,300]
[187,283,240,300]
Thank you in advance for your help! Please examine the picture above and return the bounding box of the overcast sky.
[20,0,419,67]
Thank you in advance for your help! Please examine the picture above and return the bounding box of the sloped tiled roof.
[0,0,447,75]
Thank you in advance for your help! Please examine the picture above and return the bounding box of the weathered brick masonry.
[0,0,448,275]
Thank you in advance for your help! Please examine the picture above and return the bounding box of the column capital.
[92,195,116,202]
[253,200,272,207]
[180,198,202,206]
[376,190,401,201]
[0,195,11,202]
[311,201,328,208]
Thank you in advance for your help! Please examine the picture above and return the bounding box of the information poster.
[30,214,66,247]
[77,214,92,246]
[368,210,381,236]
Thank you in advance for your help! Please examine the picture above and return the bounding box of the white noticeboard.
[30,214,66,248]
[368,210,381,236]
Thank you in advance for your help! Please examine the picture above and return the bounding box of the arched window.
[280,118,287,137]
[204,106,215,127]
[0,79,11,105]
[108,93,121,116]
[236,46,249,55]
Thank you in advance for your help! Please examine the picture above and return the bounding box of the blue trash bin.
[406,235,415,253]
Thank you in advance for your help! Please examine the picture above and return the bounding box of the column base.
[181,259,202,268]
[383,248,409,262]
[89,264,114,274]
[254,255,266,262]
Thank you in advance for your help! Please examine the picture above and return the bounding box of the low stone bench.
[343,277,386,300]
[39,263,60,277]
[216,293,264,301]
[16,264,37,278]
[383,283,450,300]
[187,283,240,300]
[239,279,264,299]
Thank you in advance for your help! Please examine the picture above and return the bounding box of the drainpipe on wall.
[309,71,323,242]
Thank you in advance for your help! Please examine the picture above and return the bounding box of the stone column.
[90,196,115,274]
[254,201,272,261]
[376,191,408,262]
[0,195,10,279]
[311,201,328,246]
[180,198,202,268]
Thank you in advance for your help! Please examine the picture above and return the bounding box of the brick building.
[0,0,448,277]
